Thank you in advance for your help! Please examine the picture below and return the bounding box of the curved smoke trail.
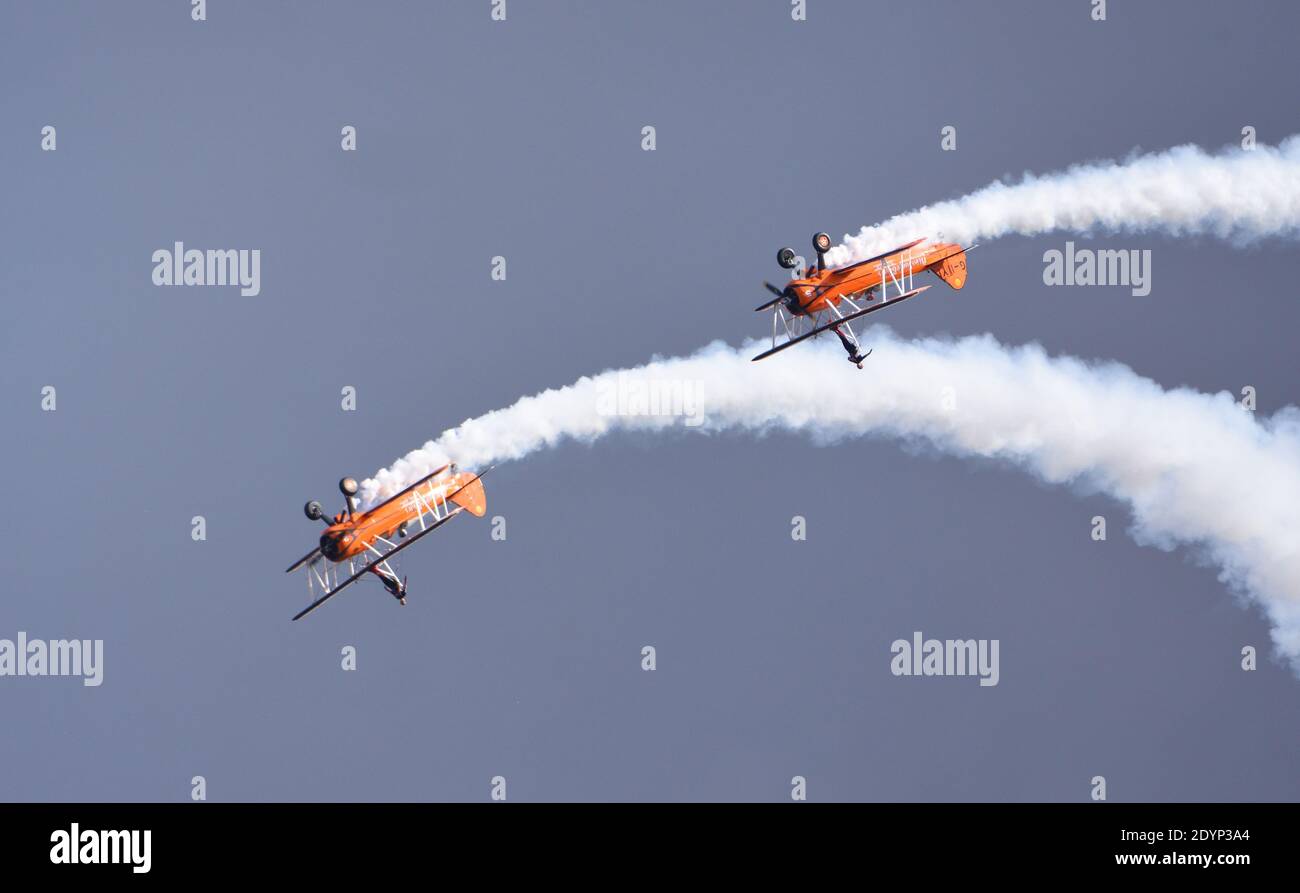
[827,136,1300,265]
[361,331,1300,672]
[360,137,1300,670]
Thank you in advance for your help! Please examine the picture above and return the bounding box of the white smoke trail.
[361,331,1300,672]
[359,136,1300,666]
[826,136,1300,265]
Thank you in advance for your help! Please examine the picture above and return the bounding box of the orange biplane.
[284,465,488,621]
[752,232,973,367]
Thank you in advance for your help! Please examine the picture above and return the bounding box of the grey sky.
[2,0,1297,802]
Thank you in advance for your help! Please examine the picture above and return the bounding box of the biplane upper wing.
[751,285,931,362]
[285,546,321,575]
[366,463,451,512]
[826,237,927,277]
[754,281,787,312]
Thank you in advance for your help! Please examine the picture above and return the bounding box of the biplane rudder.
[449,473,488,517]
[930,247,968,290]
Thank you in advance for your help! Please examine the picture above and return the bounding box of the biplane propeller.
[285,464,491,621]
[753,232,974,368]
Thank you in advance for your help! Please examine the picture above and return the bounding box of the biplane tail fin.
[448,473,488,517]
[929,246,970,290]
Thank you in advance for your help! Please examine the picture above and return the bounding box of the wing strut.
[751,285,931,362]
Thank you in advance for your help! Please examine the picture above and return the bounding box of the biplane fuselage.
[753,233,974,367]
[319,469,486,563]
[784,239,968,316]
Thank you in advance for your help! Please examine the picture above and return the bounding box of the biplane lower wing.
[751,285,931,362]
[291,507,464,621]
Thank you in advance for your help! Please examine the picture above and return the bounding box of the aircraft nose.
[319,529,355,561]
